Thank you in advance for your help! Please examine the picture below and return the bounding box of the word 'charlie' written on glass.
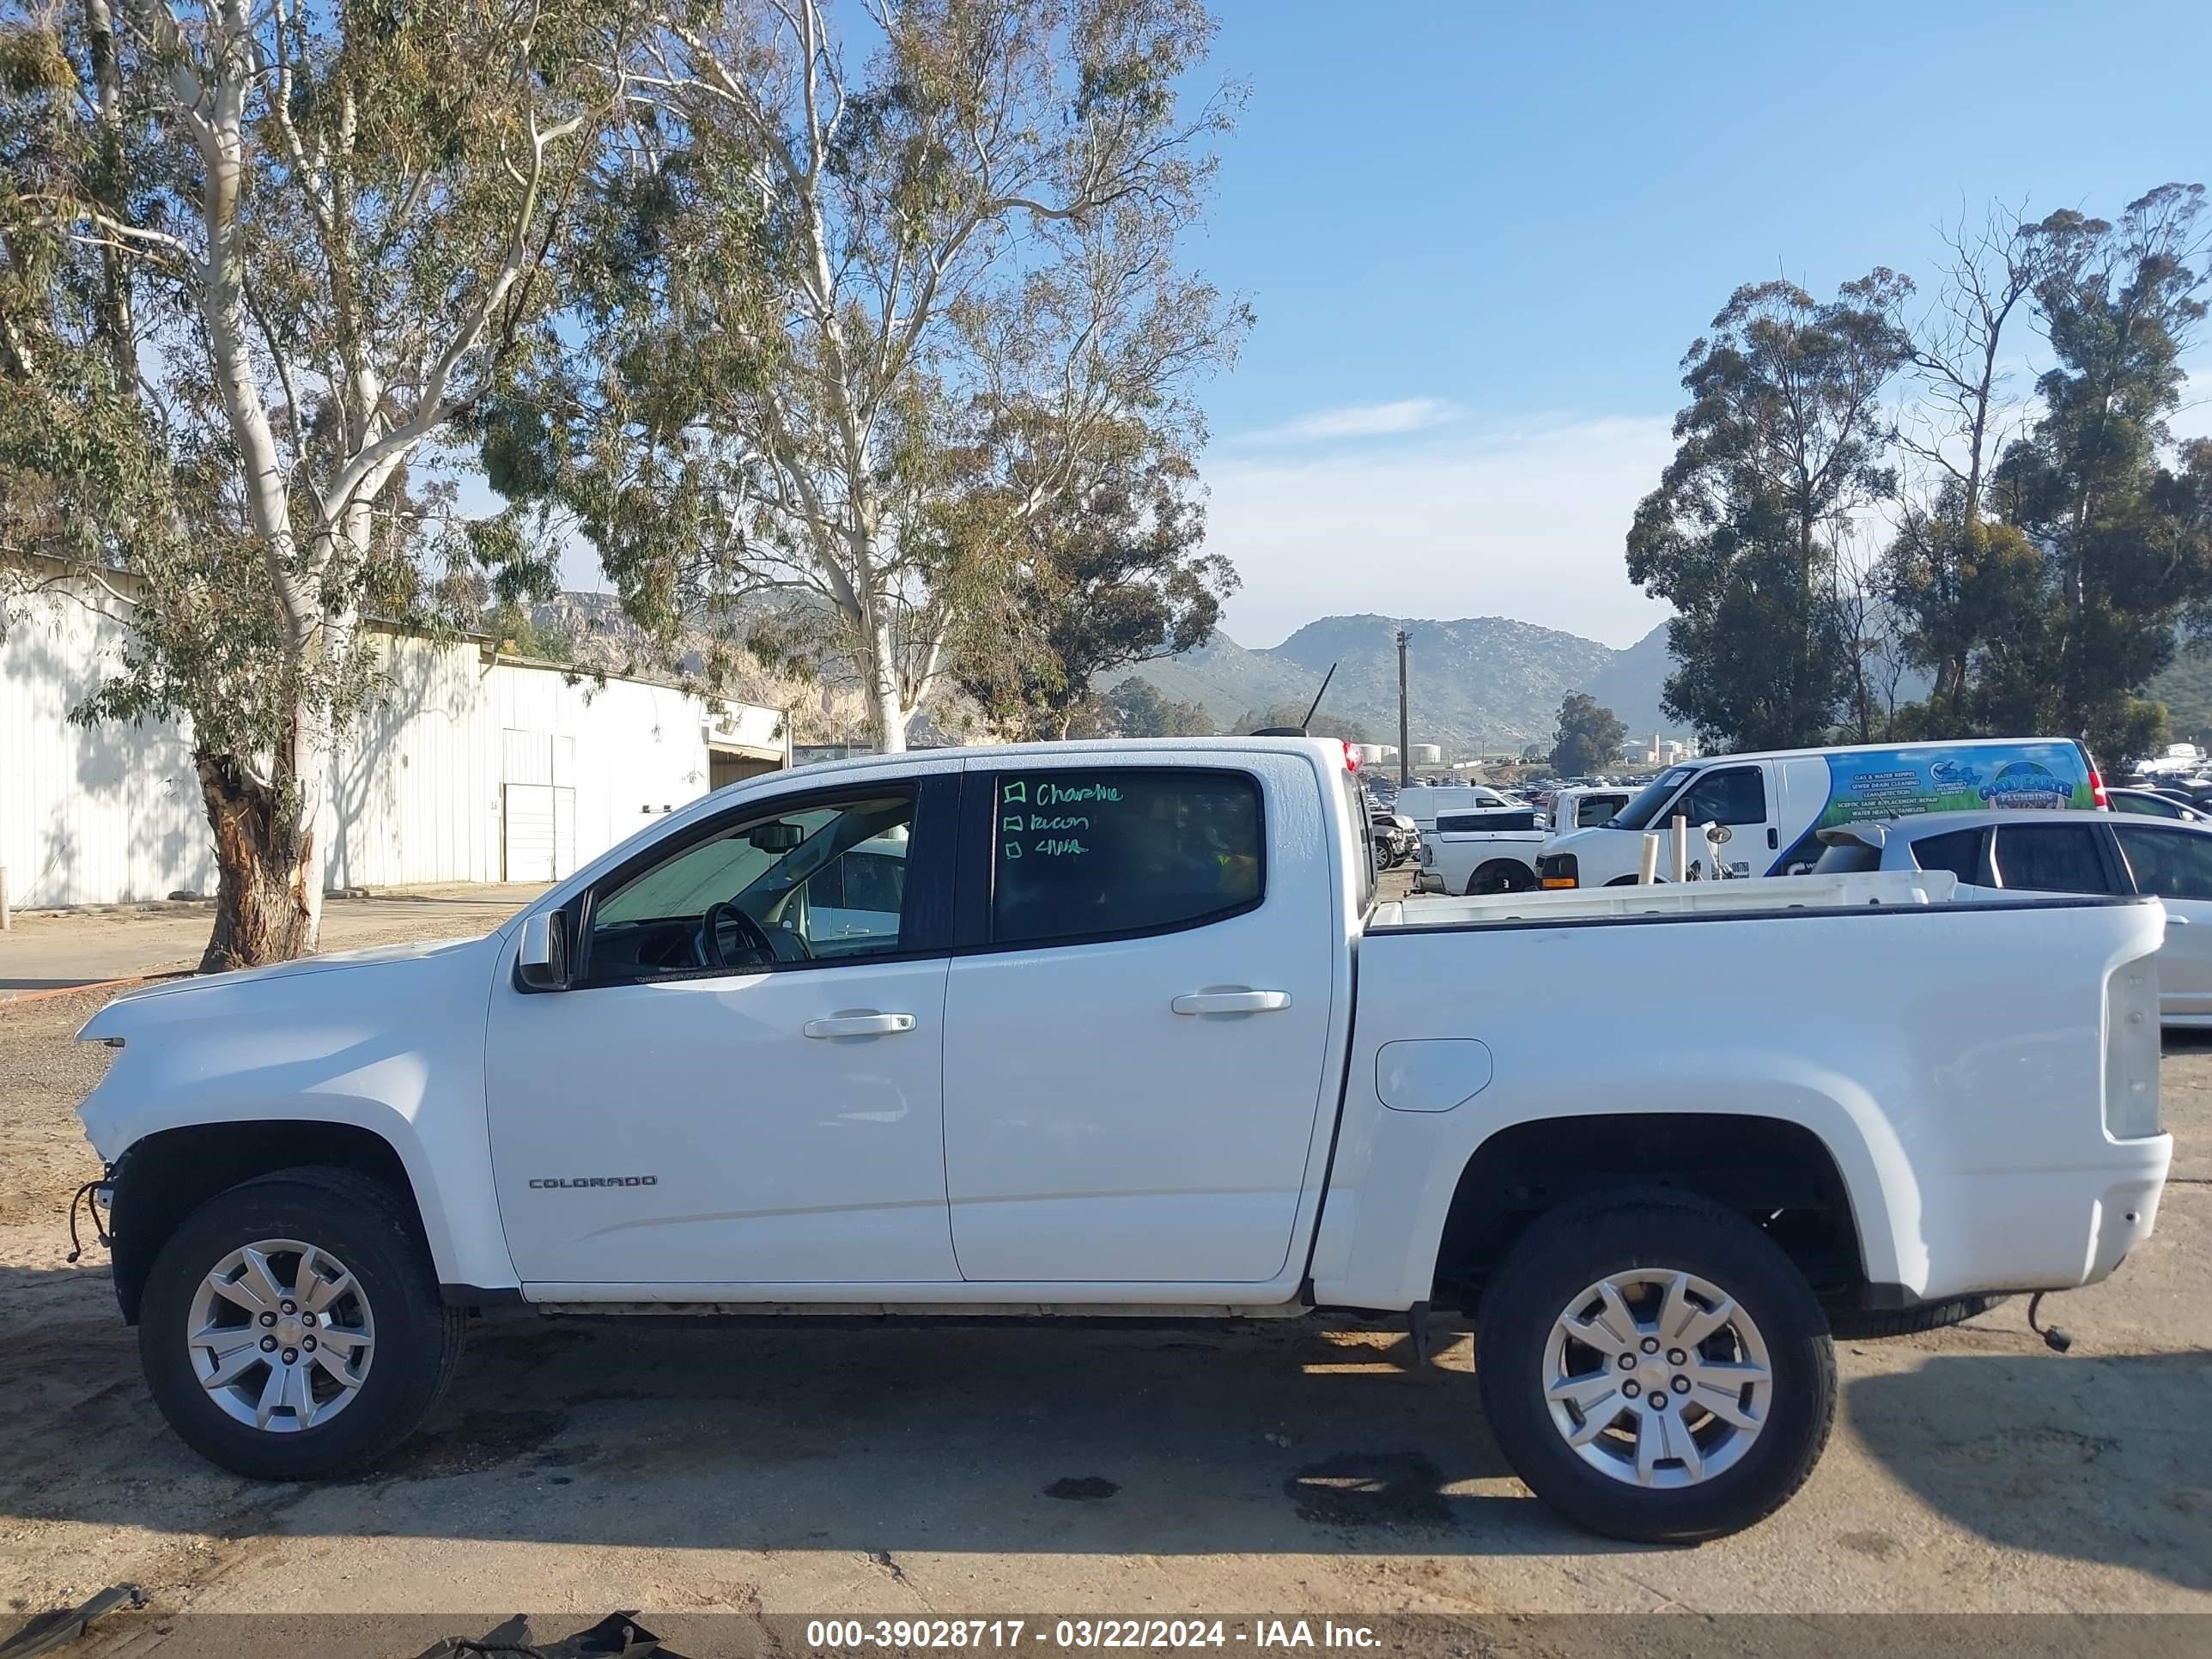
[1000,777,1124,859]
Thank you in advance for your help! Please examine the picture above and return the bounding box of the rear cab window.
[1437,810,1541,832]
[988,768,1265,946]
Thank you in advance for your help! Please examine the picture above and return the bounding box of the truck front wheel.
[137,1166,465,1480]
[1474,1194,1835,1542]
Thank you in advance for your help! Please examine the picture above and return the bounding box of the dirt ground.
[0,884,547,1000]
[0,903,2208,1626]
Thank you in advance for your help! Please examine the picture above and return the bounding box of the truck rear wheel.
[138,1166,465,1480]
[1467,861,1536,896]
[1474,1194,1835,1542]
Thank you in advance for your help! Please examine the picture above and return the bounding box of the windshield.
[1609,766,1699,832]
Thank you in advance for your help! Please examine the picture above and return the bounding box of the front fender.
[74,933,517,1291]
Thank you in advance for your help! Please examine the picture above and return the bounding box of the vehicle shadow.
[1849,1348,2212,1590]
[0,1260,1631,1559]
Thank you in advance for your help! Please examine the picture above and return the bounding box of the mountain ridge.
[1117,613,1683,752]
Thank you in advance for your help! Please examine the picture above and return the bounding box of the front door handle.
[803,1012,917,1038]
[1171,990,1291,1016]
[2167,915,2191,927]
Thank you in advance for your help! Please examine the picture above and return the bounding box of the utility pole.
[1395,629,1411,787]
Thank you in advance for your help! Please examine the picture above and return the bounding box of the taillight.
[2106,961,2160,1138]
[1341,739,1358,771]
[2091,769,2109,809]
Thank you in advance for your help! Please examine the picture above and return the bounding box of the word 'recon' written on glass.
[1000,778,1124,860]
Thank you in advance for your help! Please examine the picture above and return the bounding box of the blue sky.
[1191,0,2212,648]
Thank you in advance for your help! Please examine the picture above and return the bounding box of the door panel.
[486,778,958,1286]
[2113,824,2212,1018]
[487,960,955,1284]
[940,762,1336,1284]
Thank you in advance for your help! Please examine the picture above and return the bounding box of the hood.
[1542,824,1619,856]
[79,933,492,1031]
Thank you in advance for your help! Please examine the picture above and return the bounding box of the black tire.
[1474,1193,1836,1543]
[1827,1293,2009,1340]
[138,1166,465,1480]
[1466,861,1537,896]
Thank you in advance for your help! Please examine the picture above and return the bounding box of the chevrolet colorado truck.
[71,738,2172,1542]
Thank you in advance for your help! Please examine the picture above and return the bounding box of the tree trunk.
[194,753,318,972]
[867,619,909,754]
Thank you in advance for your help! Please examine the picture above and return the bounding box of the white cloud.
[1233,398,1463,445]
[1203,414,1677,651]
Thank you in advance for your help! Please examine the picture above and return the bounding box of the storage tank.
[1409,743,1443,766]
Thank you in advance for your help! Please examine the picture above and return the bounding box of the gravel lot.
[1,902,2208,1626]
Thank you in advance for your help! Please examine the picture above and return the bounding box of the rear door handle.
[803,1012,916,1038]
[2168,915,2191,927]
[1171,990,1291,1015]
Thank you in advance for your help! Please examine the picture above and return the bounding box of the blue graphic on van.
[1978,760,2073,810]
[1767,741,2095,875]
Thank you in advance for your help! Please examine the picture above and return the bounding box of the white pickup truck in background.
[72,738,2172,1544]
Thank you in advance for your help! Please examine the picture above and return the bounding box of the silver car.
[1815,809,2212,1026]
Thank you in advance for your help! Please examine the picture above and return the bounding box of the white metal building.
[1,567,787,909]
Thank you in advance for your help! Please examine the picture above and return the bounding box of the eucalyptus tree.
[1996,185,2211,757]
[488,0,1245,752]
[1,0,616,965]
[1626,272,1912,750]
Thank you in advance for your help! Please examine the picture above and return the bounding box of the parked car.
[2110,787,2212,823]
[1368,807,1420,867]
[1814,808,2212,1025]
[72,738,2170,1544]
[1538,737,2106,889]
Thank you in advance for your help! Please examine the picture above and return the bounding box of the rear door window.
[988,769,1264,947]
[1910,828,1989,884]
[2114,825,2212,899]
[1990,824,2120,894]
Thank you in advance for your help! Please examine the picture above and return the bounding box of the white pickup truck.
[71,738,2172,1543]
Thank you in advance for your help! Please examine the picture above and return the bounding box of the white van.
[1395,783,1517,829]
[1534,737,2106,888]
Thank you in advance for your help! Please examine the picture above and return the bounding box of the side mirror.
[1706,823,1733,845]
[517,911,570,992]
[747,821,805,853]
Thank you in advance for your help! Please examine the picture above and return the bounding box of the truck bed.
[1375,869,1960,927]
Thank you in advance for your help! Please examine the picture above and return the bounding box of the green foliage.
[2,0,618,958]
[1627,273,1913,750]
[1550,692,1628,775]
[1086,677,1217,738]
[952,423,1234,738]
[1230,702,1370,743]
[477,0,1245,751]
[1883,185,2211,760]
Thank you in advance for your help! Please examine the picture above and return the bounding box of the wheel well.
[1468,859,1535,891]
[107,1121,422,1325]
[1432,1113,1864,1315]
